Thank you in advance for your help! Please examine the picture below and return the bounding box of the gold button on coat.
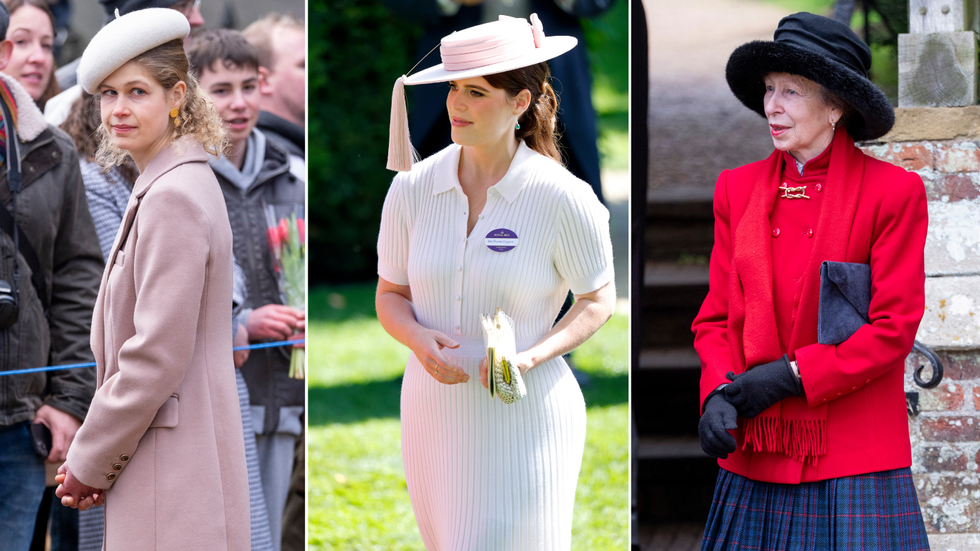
[120,454,130,461]
[106,472,117,481]
[112,463,123,471]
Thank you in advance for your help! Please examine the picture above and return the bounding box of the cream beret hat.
[78,8,190,94]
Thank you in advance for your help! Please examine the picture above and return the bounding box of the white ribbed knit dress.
[378,141,614,551]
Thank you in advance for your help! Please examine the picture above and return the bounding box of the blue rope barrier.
[0,338,306,377]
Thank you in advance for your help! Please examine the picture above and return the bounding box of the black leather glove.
[724,354,803,418]
[698,391,738,459]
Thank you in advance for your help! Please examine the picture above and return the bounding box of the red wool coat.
[693,135,928,484]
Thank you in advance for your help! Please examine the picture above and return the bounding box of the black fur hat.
[726,12,894,141]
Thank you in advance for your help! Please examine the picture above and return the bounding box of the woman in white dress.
[376,15,615,551]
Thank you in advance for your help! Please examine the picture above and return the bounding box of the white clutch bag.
[480,308,527,404]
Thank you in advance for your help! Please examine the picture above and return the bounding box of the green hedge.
[308,1,419,284]
[307,1,626,283]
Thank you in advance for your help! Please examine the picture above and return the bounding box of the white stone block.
[925,197,980,274]
[918,276,980,348]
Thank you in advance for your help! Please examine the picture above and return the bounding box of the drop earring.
[515,122,520,130]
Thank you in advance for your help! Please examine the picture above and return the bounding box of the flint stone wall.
[861,107,980,548]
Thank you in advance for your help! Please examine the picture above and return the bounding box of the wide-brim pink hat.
[387,14,577,171]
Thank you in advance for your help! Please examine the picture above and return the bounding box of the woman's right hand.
[376,277,468,385]
[698,392,738,459]
[410,328,468,385]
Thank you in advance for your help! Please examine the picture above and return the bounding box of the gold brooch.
[779,184,809,200]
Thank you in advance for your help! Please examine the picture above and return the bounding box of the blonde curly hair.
[96,39,227,168]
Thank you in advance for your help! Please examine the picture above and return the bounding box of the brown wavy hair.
[95,39,226,168]
[483,62,561,164]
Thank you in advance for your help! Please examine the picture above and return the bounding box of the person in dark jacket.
[381,0,614,203]
[187,29,305,551]
[0,1,103,547]
[243,12,305,163]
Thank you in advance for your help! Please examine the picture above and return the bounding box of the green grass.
[755,0,834,14]
[308,284,628,550]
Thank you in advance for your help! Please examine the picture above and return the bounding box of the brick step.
[644,222,714,262]
[644,262,709,287]
[635,455,718,524]
[647,185,715,206]
[637,522,704,551]
[633,367,700,436]
[646,197,715,220]
[636,436,705,459]
[642,288,709,310]
[639,347,700,370]
[638,307,699,350]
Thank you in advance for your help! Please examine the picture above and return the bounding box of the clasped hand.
[55,464,104,510]
[411,327,468,385]
[724,355,802,418]
[698,355,803,459]
[478,352,532,390]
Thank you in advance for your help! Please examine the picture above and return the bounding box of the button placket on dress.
[451,189,468,335]
[451,185,498,336]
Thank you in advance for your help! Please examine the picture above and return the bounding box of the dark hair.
[4,0,60,109]
[60,92,139,183]
[185,28,261,80]
[483,62,561,164]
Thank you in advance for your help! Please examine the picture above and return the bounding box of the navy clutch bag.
[817,261,871,345]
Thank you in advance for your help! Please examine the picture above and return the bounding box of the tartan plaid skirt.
[701,467,930,551]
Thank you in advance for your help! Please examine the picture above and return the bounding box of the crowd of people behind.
[0,1,306,550]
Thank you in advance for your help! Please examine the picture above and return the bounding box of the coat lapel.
[92,138,210,384]
[730,149,783,369]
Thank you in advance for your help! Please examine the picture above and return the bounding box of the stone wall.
[860,107,980,549]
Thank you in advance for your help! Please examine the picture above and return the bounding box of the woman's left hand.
[724,355,803,418]
[55,464,104,511]
[478,352,533,390]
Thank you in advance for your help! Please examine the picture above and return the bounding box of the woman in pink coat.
[54,9,249,550]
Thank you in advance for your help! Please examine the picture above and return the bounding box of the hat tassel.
[387,75,419,172]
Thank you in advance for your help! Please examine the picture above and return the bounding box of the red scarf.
[0,79,17,164]
[728,129,865,463]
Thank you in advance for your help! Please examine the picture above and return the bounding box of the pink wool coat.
[66,138,250,550]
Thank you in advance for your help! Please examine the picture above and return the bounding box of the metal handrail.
[912,340,944,389]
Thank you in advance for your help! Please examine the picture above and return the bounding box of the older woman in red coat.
[693,13,931,550]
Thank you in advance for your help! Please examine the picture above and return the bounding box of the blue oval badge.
[485,228,518,252]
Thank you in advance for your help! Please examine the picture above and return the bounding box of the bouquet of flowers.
[266,204,306,379]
